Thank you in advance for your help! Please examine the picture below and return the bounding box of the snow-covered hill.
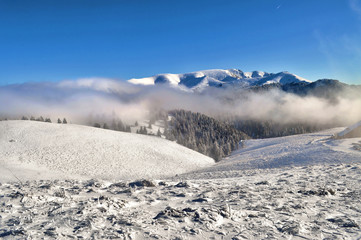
[128,69,311,91]
[180,128,361,179]
[1,126,361,239]
[0,121,214,182]
[335,120,361,138]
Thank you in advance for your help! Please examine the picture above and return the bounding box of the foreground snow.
[1,163,360,239]
[1,122,361,239]
[0,121,214,182]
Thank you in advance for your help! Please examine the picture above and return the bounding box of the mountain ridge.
[128,69,311,91]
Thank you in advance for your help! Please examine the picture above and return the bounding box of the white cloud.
[1,77,361,126]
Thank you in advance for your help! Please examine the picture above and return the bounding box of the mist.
[1,78,361,127]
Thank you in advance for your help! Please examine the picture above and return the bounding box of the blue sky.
[0,0,361,85]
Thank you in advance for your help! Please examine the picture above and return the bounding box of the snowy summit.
[128,69,311,91]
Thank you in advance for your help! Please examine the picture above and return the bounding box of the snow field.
[1,163,360,239]
[0,121,214,182]
[1,121,361,239]
[180,128,361,179]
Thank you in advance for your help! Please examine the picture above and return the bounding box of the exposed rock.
[44,227,58,237]
[327,217,359,228]
[129,179,155,188]
[192,198,208,203]
[154,207,189,219]
[255,181,269,185]
[158,181,167,186]
[0,229,25,238]
[298,188,335,196]
[277,222,300,235]
[109,182,127,188]
[175,182,190,188]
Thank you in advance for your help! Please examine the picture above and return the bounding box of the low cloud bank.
[1,78,360,126]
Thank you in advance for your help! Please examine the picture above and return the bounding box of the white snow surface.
[1,122,361,239]
[180,128,361,179]
[128,69,311,92]
[336,120,361,137]
[0,121,214,182]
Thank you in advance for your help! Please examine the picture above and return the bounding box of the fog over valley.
[1,75,361,128]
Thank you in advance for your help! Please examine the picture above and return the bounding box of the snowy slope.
[0,121,214,182]
[1,127,361,239]
[181,128,361,179]
[128,69,311,92]
[336,120,361,138]
[1,123,361,239]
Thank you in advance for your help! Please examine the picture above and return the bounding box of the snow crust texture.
[0,121,214,181]
[1,164,360,239]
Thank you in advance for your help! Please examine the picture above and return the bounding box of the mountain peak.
[128,69,311,92]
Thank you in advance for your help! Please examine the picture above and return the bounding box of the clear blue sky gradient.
[1,0,361,85]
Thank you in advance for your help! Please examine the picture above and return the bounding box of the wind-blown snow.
[0,121,214,182]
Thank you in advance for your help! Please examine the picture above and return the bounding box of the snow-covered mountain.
[128,69,311,91]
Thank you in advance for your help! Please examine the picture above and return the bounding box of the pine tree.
[57,118,62,124]
[63,118,67,124]
[157,129,162,137]
[125,125,131,132]
[210,142,222,162]
[117,120,125,132]
[36,116,44,122]
[139,126,147,135]
[111,120,118,131]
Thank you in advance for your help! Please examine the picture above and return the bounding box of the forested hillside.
[1,109,341,160]
[165,110,249,161]
[230,119,334,139]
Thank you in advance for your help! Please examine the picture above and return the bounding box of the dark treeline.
[0,116,68,124]
[247,79,361,100]
[229,118,336,139]
[165,110,249,161]
[92,119,131,133]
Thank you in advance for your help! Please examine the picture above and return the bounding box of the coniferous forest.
[165,110,249,161]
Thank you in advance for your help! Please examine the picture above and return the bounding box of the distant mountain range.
[128,69,361,100]
[128,69,311,92]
